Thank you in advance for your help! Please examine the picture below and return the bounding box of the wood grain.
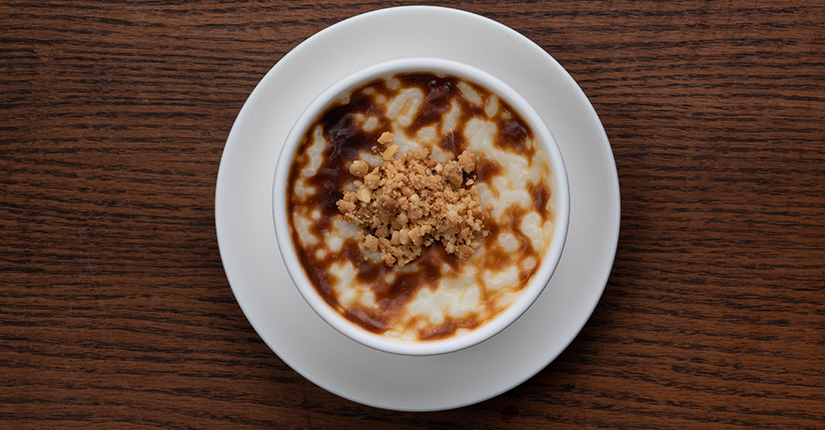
[1,0,823,428]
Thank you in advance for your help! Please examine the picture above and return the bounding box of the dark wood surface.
[2,1,823,428]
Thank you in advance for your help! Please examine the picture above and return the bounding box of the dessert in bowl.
[273,57,569,355]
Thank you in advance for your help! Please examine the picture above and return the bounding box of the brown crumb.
[458,150,476,173]
[382,144,399,161]
[441,161,463,188]
[377,131,394,145]
[337,140,490,267]
[349,160,370,177]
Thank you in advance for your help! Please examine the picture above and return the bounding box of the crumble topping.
[336,133,491,267]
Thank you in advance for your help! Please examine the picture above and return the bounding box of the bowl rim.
[272,57,570,356]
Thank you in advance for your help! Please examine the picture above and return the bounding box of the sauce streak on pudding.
[286,72,556,342]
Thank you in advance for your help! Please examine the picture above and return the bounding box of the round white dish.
[273,57,571,356]
[215,5,620,412]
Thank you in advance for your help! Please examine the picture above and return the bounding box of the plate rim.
[215,5,620,411]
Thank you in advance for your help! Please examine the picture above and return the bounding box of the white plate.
[215,6,620,411]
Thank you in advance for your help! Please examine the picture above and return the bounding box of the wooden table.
[2,1,823,428]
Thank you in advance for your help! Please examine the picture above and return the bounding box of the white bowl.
[273,57,570,355]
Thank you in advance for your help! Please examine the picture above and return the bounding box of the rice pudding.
[284,70,558,343]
